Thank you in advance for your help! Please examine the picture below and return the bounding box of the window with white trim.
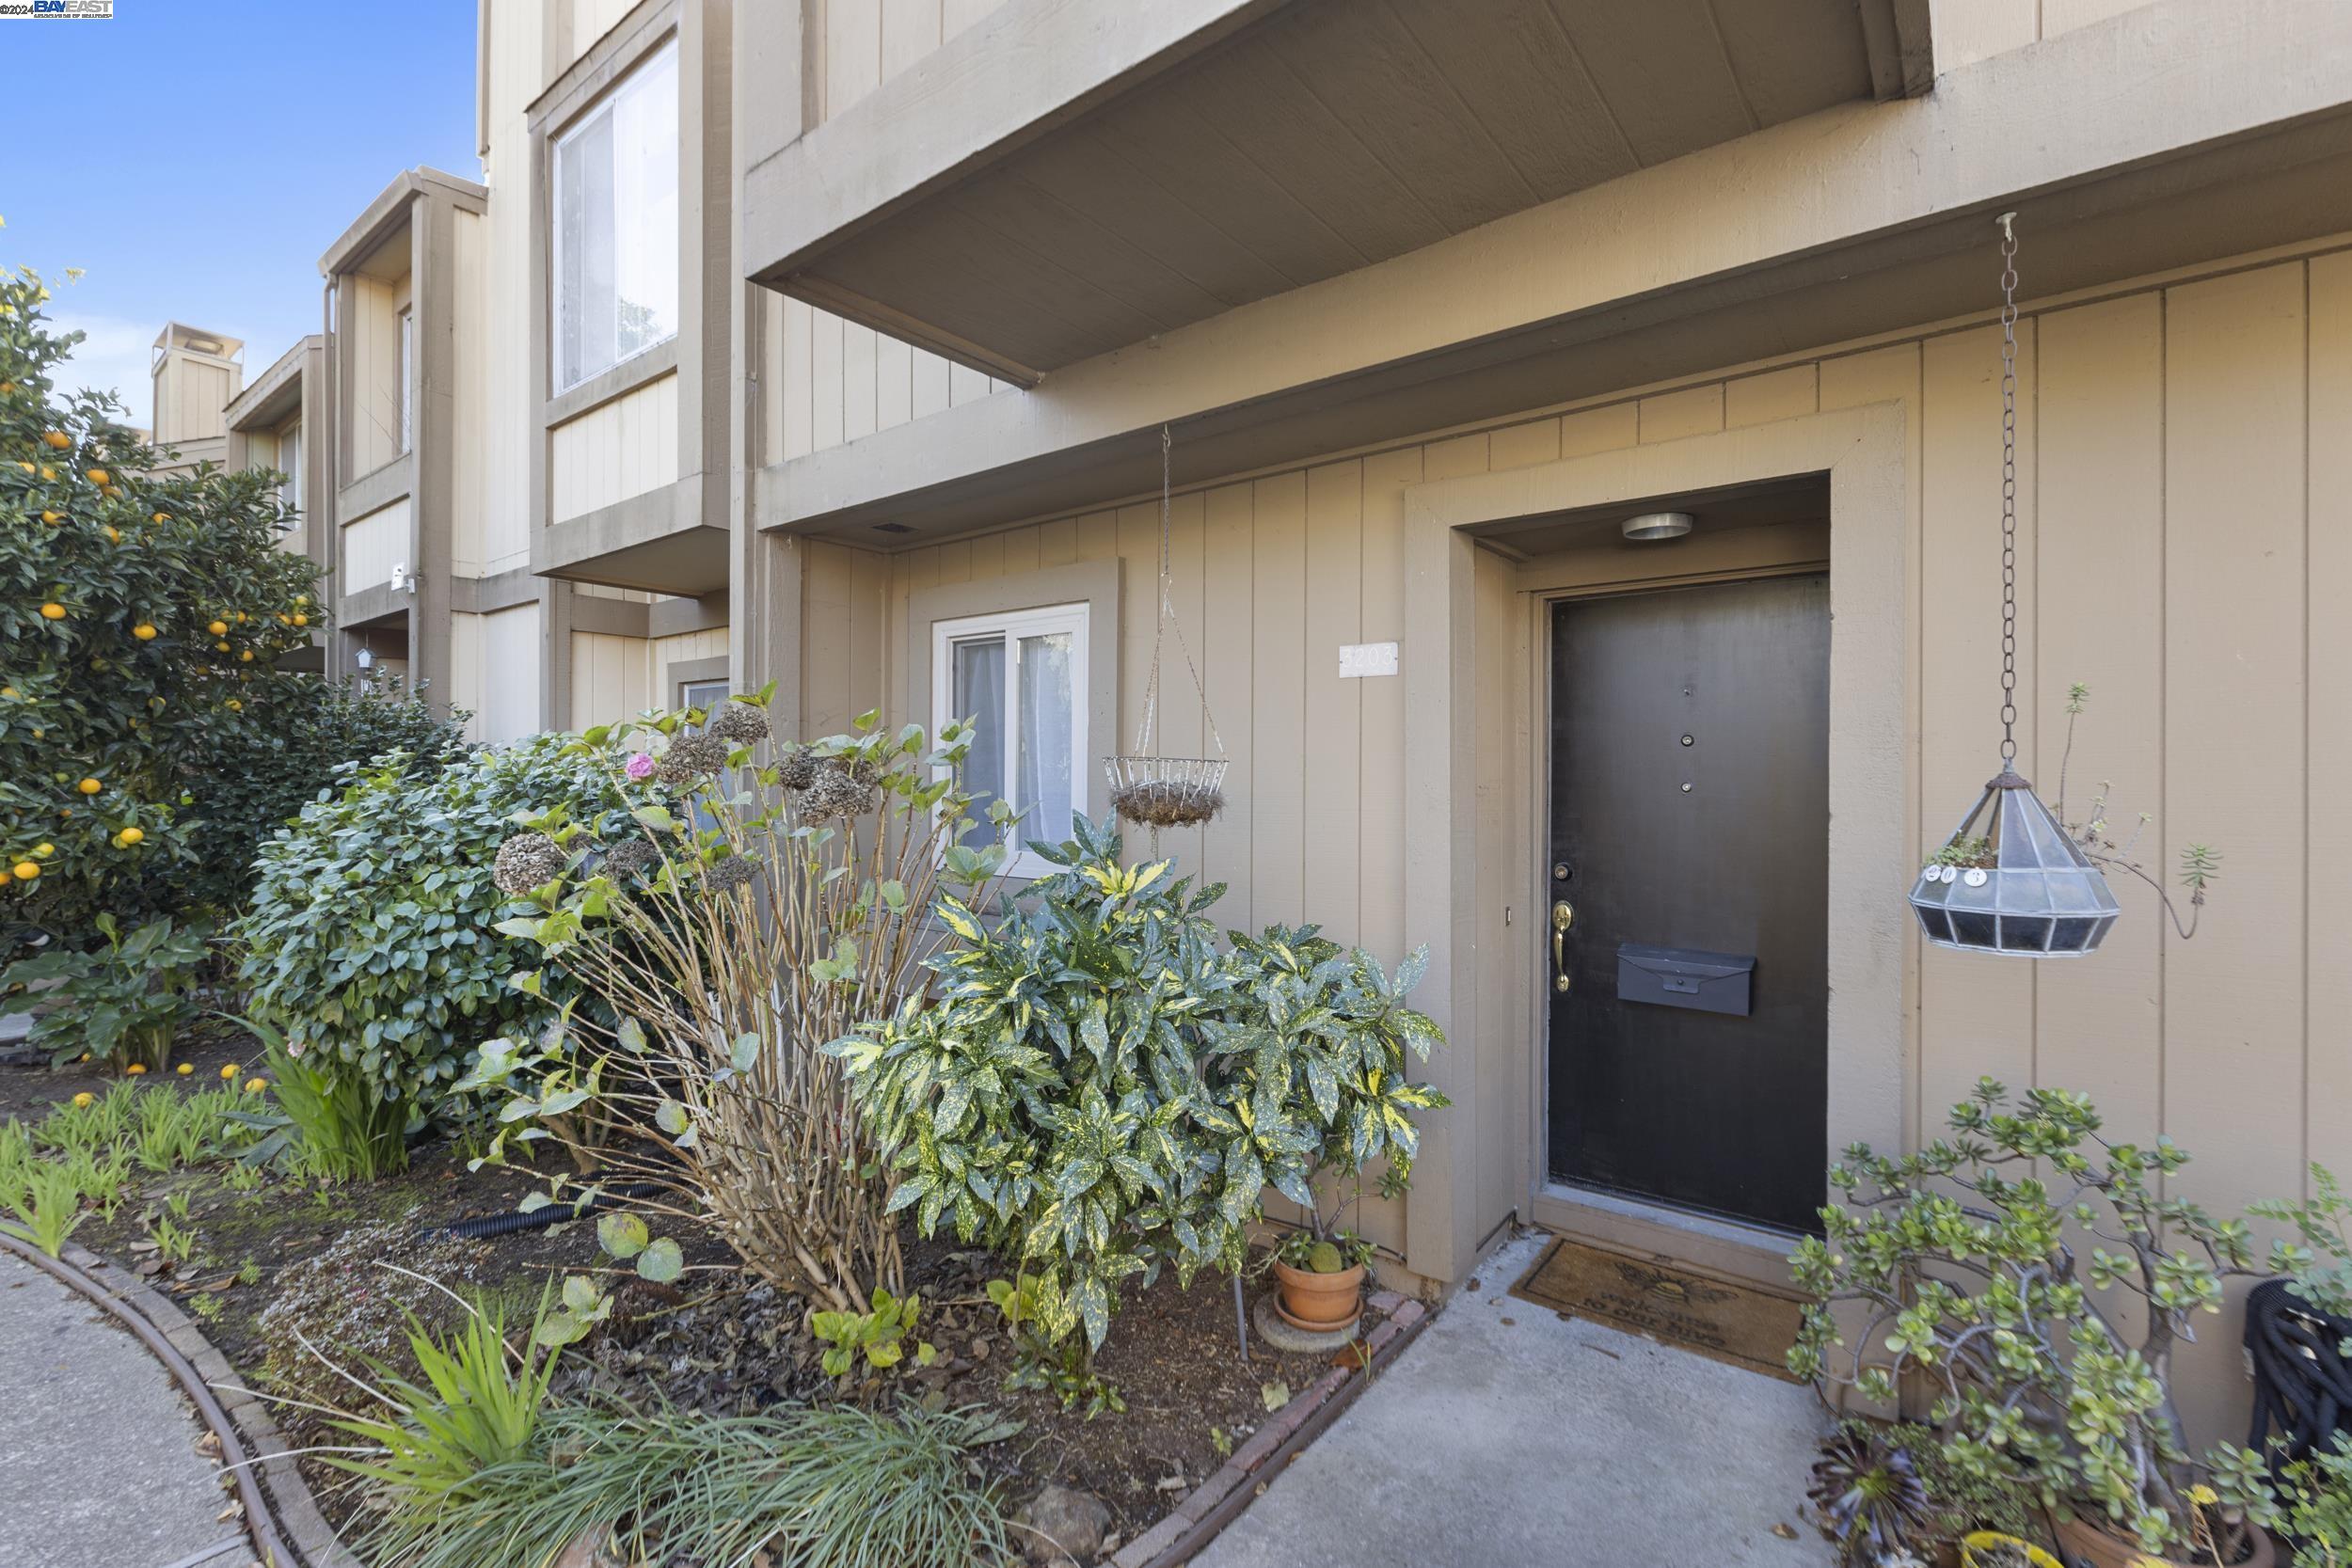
[932,603,1088,877]
[552,40,679,392]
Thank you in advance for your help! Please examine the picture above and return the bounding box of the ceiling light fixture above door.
[1622,510,1694,541]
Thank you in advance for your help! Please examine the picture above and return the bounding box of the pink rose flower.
[625,751,656,782]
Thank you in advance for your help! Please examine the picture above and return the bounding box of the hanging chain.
[1996,213,2020,766]
[1132,425,1227,759]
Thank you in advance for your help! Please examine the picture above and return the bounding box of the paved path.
[0,1247,252,1568]
[1197,1232,1836,1568]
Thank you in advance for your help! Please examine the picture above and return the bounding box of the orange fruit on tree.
[133,624,157,641]
[151,512,168,523]
[40,603,66,620]
[207,620,228,636]
[293,613,308,627]
[103,526,119,543]
[103,486,121,500]
[38,466,56,481]
[85,467,108,484]
[118,827,145,846]
[225,699,242,712]
[33,844,52,857]
[40,510,60,525]
[239,649,254,662]
[9,861,37,881]
[76,778,102,795]
[40,430,70,450]
[215,641,230,653]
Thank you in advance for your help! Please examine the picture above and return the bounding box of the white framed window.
[552,40,679,392]
[396,308,413,453]
[677,676,729,717]
[931,602,1088,878]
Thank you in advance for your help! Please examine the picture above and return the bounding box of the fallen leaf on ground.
[1260,1380,1290,1412]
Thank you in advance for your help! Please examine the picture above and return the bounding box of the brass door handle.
[1551,900,1574,992]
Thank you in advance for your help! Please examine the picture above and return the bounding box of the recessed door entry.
[1546,575,1830,1234]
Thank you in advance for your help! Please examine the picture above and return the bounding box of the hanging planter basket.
[1104,753,1228,829]
[1910,765,2121,956]
[1108,425,1229,833]
[1910,213,2122,960]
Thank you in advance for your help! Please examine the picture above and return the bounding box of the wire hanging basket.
[1106,425,1229,832]
[1908,214,2121,958]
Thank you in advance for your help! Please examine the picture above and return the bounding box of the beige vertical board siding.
[2311,252,2352,1185]
[1820,341,1926,1146]
[347,272,412,478]
[1114,496,1209,873]
[876,332,914,434]
[826,0,882,120]
[2031,294,2166,1134]
[1917,325,2039,1117]
[451,209,488,575]
[571,0,634,61]
[777,298,815,461]
[812,310,846,451]
[1302,462,1363,944]
[942,0,1001,42]
[844,325,878,443]
[571,630,653,722]
[1248,472,1308,927]
[1200,484,1256,927]
[479,0,540,576]
[1358,447,1420,964]
[480,606,544,743]
[2164,267,2310,1202]
[650,626,731,704]
[803,541,856,735]
[450,611,484,741]
[882,0,941,81]
[2163,262,2311,1450]
[342,499,411,595]
[548,372,680,521]
[1931,0,2039,71]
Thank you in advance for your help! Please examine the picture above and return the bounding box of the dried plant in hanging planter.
[1104,753,1227,829]
[470,691,1007,1315]
[1109,425,1232,832]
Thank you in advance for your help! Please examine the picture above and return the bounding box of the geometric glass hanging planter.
[1909,213,2122,958]
[1910,764,2121,956]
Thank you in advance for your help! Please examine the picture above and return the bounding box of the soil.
[4,1053,1378,1557]
[0,1015,248,1120]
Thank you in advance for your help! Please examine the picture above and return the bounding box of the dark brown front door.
[1546,575,1830,1234]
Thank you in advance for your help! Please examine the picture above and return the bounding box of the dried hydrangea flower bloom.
[707,701,770,745]
[493,832,567,895]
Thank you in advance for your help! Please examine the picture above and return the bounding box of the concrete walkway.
[1198,1232,1835,1568]
[0,1247,251,1568]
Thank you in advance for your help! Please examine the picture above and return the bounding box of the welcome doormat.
[1509,1236,1805,1382]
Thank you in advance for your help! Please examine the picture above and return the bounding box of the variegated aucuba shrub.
[824,813,1447,1406]
[1788,1079,2352,1560]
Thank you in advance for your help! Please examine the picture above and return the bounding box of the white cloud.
[46,312,155,433]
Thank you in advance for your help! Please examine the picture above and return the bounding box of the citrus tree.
[1,261,321,951]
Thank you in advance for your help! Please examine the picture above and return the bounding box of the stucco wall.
[792,237,2351,1447]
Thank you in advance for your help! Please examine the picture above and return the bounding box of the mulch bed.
[4,1053,1369,1559]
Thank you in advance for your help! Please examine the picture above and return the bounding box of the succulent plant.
[1809,1426,1934,1568]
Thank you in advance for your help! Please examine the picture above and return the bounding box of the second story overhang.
[753,0,2352,546]
[739,0,1931,386]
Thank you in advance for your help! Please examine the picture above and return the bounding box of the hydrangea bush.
[234,734,644,1159]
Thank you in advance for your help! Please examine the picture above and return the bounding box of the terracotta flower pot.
[1273,1259,1365,1333]
[2055,1514,2276,1568]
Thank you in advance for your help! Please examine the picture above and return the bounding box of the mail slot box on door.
[1614,943,1755,1016]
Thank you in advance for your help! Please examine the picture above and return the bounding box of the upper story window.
[932,602,1088,878]
[553,40,679,392]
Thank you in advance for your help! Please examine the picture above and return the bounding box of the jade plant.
[1789,1079,2352,1558]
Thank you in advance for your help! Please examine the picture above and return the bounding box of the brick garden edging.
[1110,1289,1433,1568]
[34,1236,362,1568]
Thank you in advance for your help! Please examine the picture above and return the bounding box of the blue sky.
[2,1,479,431]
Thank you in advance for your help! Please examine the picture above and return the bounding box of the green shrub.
[0,911,206,1069]
[828,814,1446,1400]
[223,1014,413,1180]
[234,733,640,1159]
[1,264,321,953]
[177,669,469,916]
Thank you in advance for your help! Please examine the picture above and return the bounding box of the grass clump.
[353,1398,1019,1568]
